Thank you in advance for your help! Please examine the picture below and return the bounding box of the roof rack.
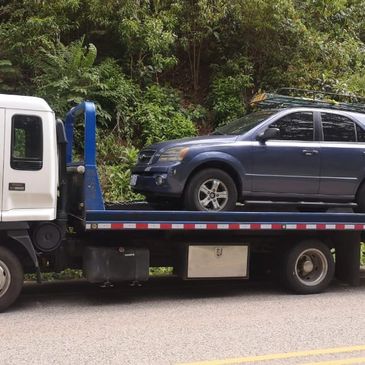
[250,88,365,114]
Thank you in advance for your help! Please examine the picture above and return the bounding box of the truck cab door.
[2,109,58,222]
[0,109,5,221]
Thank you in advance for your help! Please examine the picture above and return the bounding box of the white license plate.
[130,174,138,186]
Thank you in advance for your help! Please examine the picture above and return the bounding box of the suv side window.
[356,124,365,142]
[321,113,356,142]
[269,112,314,141]
[11,115,43,171]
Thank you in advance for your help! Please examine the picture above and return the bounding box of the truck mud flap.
[333,231,361,286]
[7,230,41,283]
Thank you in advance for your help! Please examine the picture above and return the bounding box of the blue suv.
[131,107,365,211]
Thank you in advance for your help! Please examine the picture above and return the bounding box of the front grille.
[138,150,156,164]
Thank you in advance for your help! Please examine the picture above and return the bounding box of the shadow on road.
[12,276,365,312]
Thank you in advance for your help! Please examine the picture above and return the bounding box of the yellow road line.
[301,357,365,365]
[178,344,365,365]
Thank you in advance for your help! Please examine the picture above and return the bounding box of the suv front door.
[250,111,320,195]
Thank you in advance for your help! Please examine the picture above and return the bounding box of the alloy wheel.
[197,178,229,211]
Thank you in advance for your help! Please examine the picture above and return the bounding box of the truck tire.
[0,246,24,312]
[184,168,237,211]
[281,240,334,294]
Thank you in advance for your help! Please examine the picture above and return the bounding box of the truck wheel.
[0,246,24,312]
[281,240,334,294]
[184,168,237,211]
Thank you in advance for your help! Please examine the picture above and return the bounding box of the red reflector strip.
[251,224,261,230]
[86,223,365,231]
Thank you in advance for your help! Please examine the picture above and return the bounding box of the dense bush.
[133,85,197,145]
[97,133,142,202]
[209,58,253,125]
[2,0,365,200]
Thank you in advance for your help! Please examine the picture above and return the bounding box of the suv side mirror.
[256,127,280,143]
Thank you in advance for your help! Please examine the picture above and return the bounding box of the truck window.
[11,115,43,171]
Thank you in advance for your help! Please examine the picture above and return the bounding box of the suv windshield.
[214,110,279,135]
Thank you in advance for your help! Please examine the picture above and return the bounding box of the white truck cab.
[0,94,58,222]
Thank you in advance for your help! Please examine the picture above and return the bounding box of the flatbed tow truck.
[0,93,363,312]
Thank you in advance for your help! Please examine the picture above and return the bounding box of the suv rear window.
[321,113,356,142]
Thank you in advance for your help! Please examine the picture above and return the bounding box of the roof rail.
[251,88,365,114]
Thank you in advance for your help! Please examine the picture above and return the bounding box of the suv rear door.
[319,112,365,198]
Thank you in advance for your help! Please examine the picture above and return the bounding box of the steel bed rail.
[85,210,365,231]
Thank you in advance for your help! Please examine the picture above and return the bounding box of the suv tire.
[184,168,237,211]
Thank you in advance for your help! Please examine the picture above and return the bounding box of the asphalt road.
[2,277,365,365]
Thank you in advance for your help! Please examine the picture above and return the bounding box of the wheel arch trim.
[184,153,245,197]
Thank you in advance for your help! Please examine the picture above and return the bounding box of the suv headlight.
[158,147,189,162]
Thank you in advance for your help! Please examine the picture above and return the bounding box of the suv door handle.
[302,149,319,156]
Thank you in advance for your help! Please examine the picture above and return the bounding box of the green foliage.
[25,269,83,282]
[34,38,99,116]
[361,243,365,266]
[97,133,142,202]
[34,39,139,127]
[25,267,172,281]
[119,4,177,81]
[149,267,173,276]
[210,58,253,125]
[175,0,229,92]
[101,164,142,203]
[133,85,197,145]
[343,74,365,98]
[2,0,365,198]
[0,59,20,92]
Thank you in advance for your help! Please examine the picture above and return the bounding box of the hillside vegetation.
[1,0,365,201]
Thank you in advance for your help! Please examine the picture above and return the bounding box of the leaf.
[84,43,97,68]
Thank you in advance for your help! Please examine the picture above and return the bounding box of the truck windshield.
[213,110,279,135]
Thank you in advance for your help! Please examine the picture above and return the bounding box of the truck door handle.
[9,182,25,191]
[302,149,319,156]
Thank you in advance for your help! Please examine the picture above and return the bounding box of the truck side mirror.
[256,127,280,143]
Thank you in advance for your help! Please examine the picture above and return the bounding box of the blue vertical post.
[84,102,97,167]
[83,102,104,210]
[64,101,105,211]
